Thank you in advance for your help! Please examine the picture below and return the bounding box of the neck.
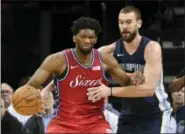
[73,48,93,66]
[5,103,10,109]
[173,105,178,112]
[124,34,142,48]
[173,102,183,112]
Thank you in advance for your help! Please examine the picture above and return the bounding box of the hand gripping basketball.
[12,85,43,116]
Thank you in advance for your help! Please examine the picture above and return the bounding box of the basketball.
[12,85,42,116]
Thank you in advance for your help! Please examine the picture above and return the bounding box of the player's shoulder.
[146,40,161,52]
[46,50,66,62]
[148,40,161,46]
[98,42,116,54]
[100,50,115,63]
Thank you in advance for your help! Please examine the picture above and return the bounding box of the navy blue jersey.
[113,36,172,122]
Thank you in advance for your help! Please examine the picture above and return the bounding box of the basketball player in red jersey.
[23,17,144,133]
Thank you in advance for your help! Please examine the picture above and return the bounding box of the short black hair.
[71,16,101,36]
[120,6,141,20]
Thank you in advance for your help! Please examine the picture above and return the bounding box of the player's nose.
[84,38,91,44]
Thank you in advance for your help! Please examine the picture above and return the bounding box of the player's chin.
[82,48,93,54]
[123,36,133,43]
[83,45,93,50]
[123,34,130,39]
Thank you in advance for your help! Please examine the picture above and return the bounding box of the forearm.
[111,84,153,97]
[119,76,131,86]
[26,76,49,90]
[110,72,131,86]
[26,80,41,89]
[26,67,53,89]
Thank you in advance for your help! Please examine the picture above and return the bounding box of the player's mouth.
[83,45,92,48]
[123,32,130,35]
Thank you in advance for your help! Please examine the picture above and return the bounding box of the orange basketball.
[12,85,42,116]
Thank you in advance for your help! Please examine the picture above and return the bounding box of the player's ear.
[137,19,142,29]
[94,37,98,44]
[73,36,76,43]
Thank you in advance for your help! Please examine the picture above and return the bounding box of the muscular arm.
[26,52,66,89]
[101,52,131,86]
[111,41,162,97]
[98,43,115,55]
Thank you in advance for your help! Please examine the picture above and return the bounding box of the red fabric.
[47,49,110,133]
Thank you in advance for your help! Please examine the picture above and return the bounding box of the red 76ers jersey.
[55,48,109,121]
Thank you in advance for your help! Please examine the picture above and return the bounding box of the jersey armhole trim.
[98,51,110,82]
[58,50,69,81]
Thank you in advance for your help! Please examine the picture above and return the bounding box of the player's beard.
[121,28,137,43]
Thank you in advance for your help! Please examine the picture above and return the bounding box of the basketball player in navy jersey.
[18,17,144,133]
[87,6,176,133]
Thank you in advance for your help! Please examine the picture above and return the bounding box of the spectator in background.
[169,67,185,93]
[1,98,29,134]
[171,87,184,112]
[169,67,185,134]
[1,83,13,108]
[1,98,6,119]
[24,92,54,134]
[6,77,32,125]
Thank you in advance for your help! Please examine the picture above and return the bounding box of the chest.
[115,51,145,73]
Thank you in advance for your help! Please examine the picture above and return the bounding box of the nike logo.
[117,53,124,57]
[70,66,78,69]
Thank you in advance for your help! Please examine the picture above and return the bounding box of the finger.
[140,77,145,84]
[98,80,104,86]
[46,80,54,88]
[88,92,100,100]
[90,96,100,103]
[92,96,101,103]
[130,76,135,85]
[141,78,145,84]
[136,82,140,86]
[87,87,99,92]
[136,80,142,86]
[88,93,101,101]
[131,78,136,85]
[132,80,136,85]
[87,89,100,96]
[142,79,145,84]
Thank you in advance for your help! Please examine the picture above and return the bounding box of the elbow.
[142,88,155,97]
[149,85,157,96]
[142,85,156,97]
[147,90,155,96]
